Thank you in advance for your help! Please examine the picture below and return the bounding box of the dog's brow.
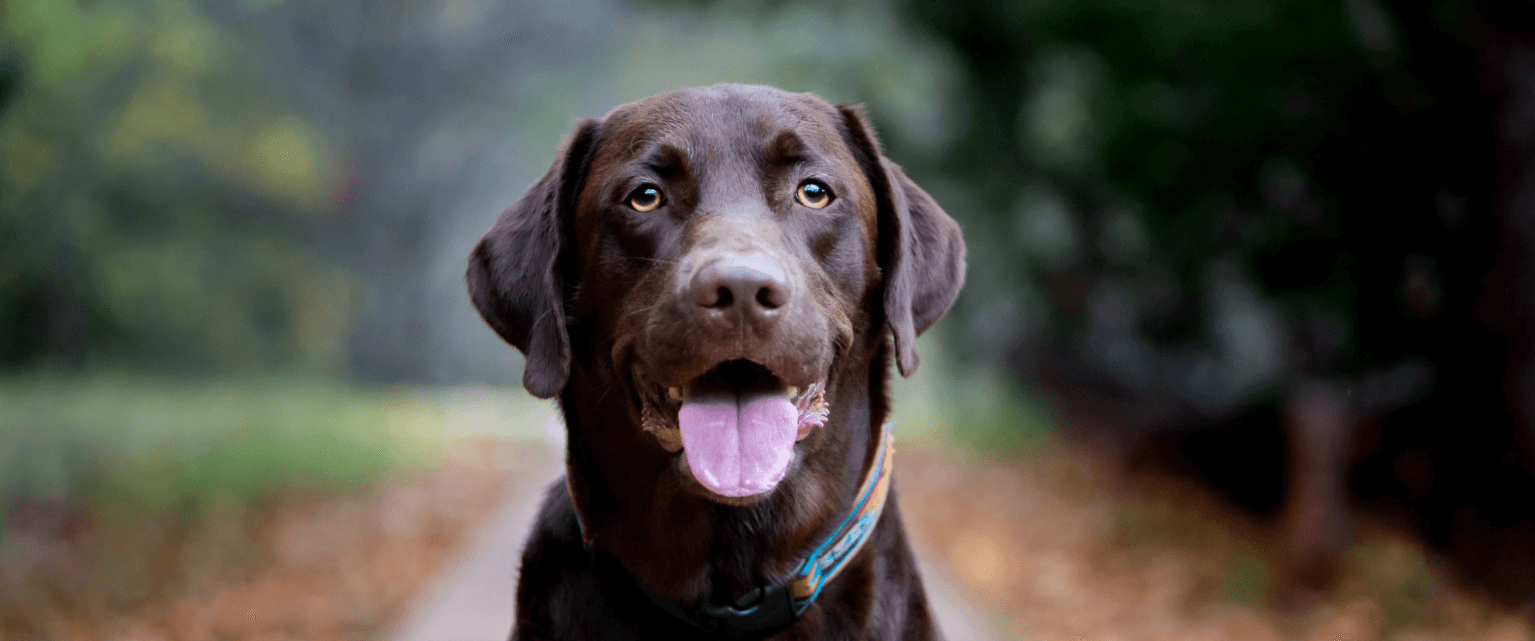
[765,130,810,166]
[642,144,691,176]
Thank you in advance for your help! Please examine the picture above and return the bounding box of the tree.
[893,0,1535,601]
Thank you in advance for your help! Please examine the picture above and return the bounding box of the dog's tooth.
[787,386,799,398]
[668,387,682,401]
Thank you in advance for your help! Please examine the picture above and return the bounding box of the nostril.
[693,278,728,308]
[756,284,786,310]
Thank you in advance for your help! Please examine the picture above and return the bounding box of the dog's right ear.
[467,119,600,399]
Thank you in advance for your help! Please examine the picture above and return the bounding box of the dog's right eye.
[628,185,665,212]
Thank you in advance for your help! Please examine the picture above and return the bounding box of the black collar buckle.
[643,582,796,640]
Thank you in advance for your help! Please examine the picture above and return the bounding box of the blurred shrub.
[886,0,1482,424]
[0,0,352,374]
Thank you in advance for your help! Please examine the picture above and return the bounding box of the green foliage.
[1218,552,1274,605]
[939,369,1056,455]
[0,0,347,374]
[1346,538,1439,628]
[891,0,1480,419]
[890,335,1056,453]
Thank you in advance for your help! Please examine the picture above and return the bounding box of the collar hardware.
[642,582,796,640]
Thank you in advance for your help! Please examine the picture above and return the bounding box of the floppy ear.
[838,105,966,378]
[467,119,600,398]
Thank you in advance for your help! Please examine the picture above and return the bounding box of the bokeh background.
[6,0,1535,638]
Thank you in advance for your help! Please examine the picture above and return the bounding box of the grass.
[0,373,448,530]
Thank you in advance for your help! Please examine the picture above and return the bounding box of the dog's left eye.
[628,185,665,212]
[795,180,834,209]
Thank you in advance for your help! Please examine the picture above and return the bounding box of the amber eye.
[795,180,833,209]
[628,185,664,212]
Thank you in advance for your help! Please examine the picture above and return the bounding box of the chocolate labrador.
[468,84,965,640]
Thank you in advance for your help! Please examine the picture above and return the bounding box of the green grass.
[0,374,447,529]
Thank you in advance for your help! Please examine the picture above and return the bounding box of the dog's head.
[469,85,963,503]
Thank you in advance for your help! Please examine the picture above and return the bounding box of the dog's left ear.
[838,105,966,377]
[467,119,600,398]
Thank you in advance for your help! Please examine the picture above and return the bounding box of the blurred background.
[5,0,1535,638]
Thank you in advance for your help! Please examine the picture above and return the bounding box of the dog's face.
[469,84,964,504]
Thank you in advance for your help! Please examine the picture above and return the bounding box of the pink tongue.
[677,386,797,498]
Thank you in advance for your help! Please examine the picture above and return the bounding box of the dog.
[468,84,965,640]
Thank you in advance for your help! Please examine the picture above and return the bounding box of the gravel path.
[386,397,1003,641]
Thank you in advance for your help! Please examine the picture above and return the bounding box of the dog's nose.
[692,254,791,322]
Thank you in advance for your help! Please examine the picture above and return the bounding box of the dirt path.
[385,442,561,641]
[386,407,1005,641]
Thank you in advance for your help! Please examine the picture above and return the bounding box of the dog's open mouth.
[639,360,829,498]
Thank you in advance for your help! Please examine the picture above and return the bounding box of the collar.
[568,421,897,639]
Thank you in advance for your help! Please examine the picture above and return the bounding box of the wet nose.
[691,254,791,324]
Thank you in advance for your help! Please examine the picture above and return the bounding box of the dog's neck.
[558,341,891,608]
